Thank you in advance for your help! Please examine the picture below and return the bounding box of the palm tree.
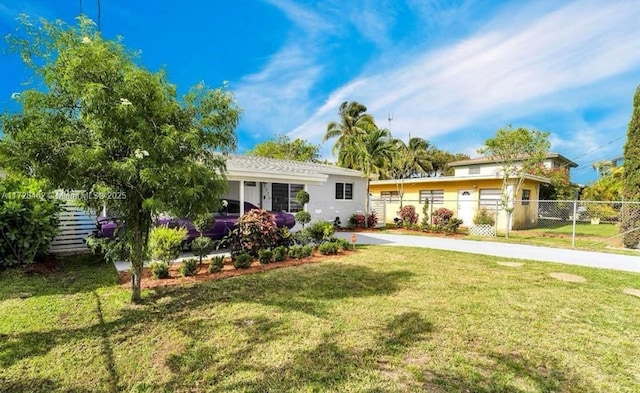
[593,157,624,177]
[339,127,394,176]
[387,137,433,179]
[386,136,434,207]
[323,101,377,157]
[339,127,395,214]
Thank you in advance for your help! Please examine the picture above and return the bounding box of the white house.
[448,152,577,178]
[223,155,368,229]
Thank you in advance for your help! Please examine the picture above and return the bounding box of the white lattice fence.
[469,224,496,237]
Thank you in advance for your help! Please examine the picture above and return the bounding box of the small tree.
[295,190,311,228]
[247,135,320,162]
[478,126,550,237]
[0,17,240,302]
[621,85,640,248]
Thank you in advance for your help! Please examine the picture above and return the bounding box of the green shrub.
[276,227,295,248]
[150,261,170,279]
[0,176,62,268]
[208,255,225,273]
[295,211,311,227]
[179,258,198,277]
[296,189,310,205]
[473,208,495,226]
[399,205,419,228]
[318,242,338,255]
[335,238,351,251]
[366,211,378,228]
[301,245,314,257]
[443,218,463,233]
[348,213,366,228]
[233,253,253,269]
[307,220,336,244]
[191,236,214,265]
[221,209,279,257]
[273,246,288,262]
[149,225,188,263]
[192,214,215,233]
[421,200,431,229]
[294,228,314,245]
[258,249,273,264]
[288,245,303,259]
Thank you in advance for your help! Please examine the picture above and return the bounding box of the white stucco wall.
[305,174,367,227]
[454,163,503,177]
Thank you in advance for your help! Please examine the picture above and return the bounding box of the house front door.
[244,181,260,207]
[457,189,475,226]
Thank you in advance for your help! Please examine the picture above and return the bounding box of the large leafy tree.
[478,126,550,236]
[247,134,320,162]
[528,165,577,200]
[0,17,241,302]
[323,101,377,157]
[428,149,470,177]
[621,85,640,248]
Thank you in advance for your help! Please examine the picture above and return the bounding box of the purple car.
[96,200,296,241]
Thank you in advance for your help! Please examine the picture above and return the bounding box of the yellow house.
[369,153,577,230]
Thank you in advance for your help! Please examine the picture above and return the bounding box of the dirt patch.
[497,262,524,267]
[623,288,640,298]
[549,272,587,283]
[118,252,351,290]
[23,255,60,275]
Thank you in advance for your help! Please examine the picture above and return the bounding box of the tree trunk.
[130,204,149,304]
[131,262,142,303]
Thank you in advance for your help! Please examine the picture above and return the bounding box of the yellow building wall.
[369,178,542,230]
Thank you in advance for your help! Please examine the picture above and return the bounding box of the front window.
[419,190,444,205]
[522,189,531,205]
[381,191,399,202]
[479,188,501,210]
[336,182,353,200]
[272,183,304,212]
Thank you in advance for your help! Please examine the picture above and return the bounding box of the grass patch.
[1,248,639,392]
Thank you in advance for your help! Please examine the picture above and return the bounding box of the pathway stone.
[497,262,523,267]
[623,288,640,298]
[549,272,586,283]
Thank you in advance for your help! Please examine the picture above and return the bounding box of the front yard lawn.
[1,248,639,392]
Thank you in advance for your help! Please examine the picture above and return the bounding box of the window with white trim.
[479,188,501,210]
[468,166,481,175]
[380,191,399,202]
[419,190,444,205]
[272,183,304,212]
[522,189,531,205]
[335,182,353,200]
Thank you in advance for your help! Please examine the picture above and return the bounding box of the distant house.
[223,155,368,229]
[369,153,578,230]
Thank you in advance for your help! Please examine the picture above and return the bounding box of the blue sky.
[1,0,639,185]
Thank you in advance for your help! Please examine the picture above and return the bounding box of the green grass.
[1,248,640,392]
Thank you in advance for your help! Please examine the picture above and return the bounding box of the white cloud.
[288,0,640,157]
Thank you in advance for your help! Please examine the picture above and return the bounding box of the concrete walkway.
[335,232,640,274]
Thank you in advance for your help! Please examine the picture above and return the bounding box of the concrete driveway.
[335,232,640,274]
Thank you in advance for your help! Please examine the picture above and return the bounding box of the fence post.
[495,200,499,235]
[571,200,577,248]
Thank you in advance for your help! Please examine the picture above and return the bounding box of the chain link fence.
[370,197,640,249]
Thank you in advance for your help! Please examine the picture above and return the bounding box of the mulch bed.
[118,252,351,290]
[23,255,60,275]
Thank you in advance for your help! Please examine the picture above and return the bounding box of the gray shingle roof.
[225,155,364,178]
